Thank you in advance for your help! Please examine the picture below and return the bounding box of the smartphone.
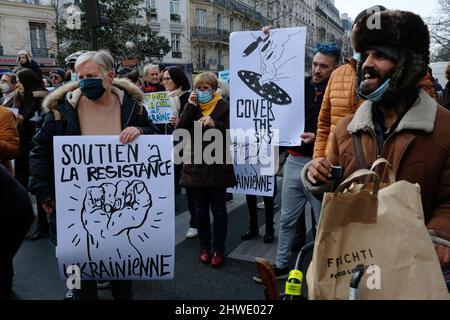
[330,165,343,180]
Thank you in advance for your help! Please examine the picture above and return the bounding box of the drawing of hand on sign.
[81,180,152,261]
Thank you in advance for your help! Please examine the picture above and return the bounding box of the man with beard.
[253,42,340,282]
[140,64,165,93]
[303,11,450,283]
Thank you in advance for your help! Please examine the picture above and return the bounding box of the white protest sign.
[229,27,306,146]
[53,135,174,280]
[227,142,275,197]
[144,91,172,124]
[218,70,230,83]
[6,107,19,115]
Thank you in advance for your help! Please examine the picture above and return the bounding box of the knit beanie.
[50,68,66,79]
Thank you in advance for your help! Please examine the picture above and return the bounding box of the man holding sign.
[29,50,159,300]
[254,42,340,282]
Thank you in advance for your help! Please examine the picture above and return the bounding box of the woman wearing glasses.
[162,66,191,133]
[176,72,236,268]
[162,67,199,238]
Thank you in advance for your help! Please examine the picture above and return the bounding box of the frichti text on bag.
[307,160,450,300]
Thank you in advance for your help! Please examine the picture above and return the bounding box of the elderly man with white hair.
[28,50,159,300]
[140,64,166,93]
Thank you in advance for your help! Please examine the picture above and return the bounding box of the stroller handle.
[294,242,315,270]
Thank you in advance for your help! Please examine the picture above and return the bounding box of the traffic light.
[82,0,107,28]
[82,0,108,50]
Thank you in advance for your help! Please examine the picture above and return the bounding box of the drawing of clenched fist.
[81,180,152,261]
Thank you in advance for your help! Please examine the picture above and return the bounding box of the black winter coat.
[0,164,34,259]
[29,80,159,204]
[176,98,236,188]
[21,60,43,79]
[289,76,325,157]
[13,90,48,188]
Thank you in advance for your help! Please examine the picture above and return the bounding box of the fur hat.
[352,10,430,101]
[353,5,387,27]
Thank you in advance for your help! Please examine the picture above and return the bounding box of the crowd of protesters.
[1,4,450,300]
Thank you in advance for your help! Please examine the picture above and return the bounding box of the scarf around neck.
[313,80,328,96]
[167,87,189,115]
[199,92,222,116]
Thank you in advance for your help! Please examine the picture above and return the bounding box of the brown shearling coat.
[304,89,450,243]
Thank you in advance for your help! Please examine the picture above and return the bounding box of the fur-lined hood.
[42,78,144,113]
[32,91,48,99]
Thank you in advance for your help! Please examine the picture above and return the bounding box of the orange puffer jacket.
[313,59,363,159]
[0,106,19,175]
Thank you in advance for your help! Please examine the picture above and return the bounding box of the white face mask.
[0,83,10,93]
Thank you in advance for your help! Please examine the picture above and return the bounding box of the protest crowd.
[1,5,450,301]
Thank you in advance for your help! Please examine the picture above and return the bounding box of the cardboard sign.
[53,135,174,280]
[144,92,172,124]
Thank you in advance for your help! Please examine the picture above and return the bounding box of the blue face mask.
[196,89,213,104]
[71,72,79,82]
[79,78,106,100]
[359,78,391,102]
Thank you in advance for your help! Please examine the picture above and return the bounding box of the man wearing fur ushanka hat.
[303,10,450,277]
[352,10,430,104]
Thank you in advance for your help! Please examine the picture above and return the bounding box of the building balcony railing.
[195,0,266,24]
[191,26,230,43]
[31,48,48,57]
[172,51,182,59]
[197,64,210,71]
[145,8,158,21]
[315,6,344,33]
[170,13,181,23]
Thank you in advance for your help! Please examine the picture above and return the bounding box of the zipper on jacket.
[124,100,136,129]
[365,126,395,160]
[379,130,412,177]
[379,128,400,160]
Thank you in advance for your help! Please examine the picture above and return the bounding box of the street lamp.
[118,41,138,72]
[125,41,135,50]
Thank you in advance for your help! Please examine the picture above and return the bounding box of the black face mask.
[79,78,106,100]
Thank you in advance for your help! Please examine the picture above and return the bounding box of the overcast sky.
[334,0,439,21]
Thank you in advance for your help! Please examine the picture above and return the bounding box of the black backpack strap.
[352,133,368,170]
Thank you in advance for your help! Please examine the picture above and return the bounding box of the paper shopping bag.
[306,164,449,300]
